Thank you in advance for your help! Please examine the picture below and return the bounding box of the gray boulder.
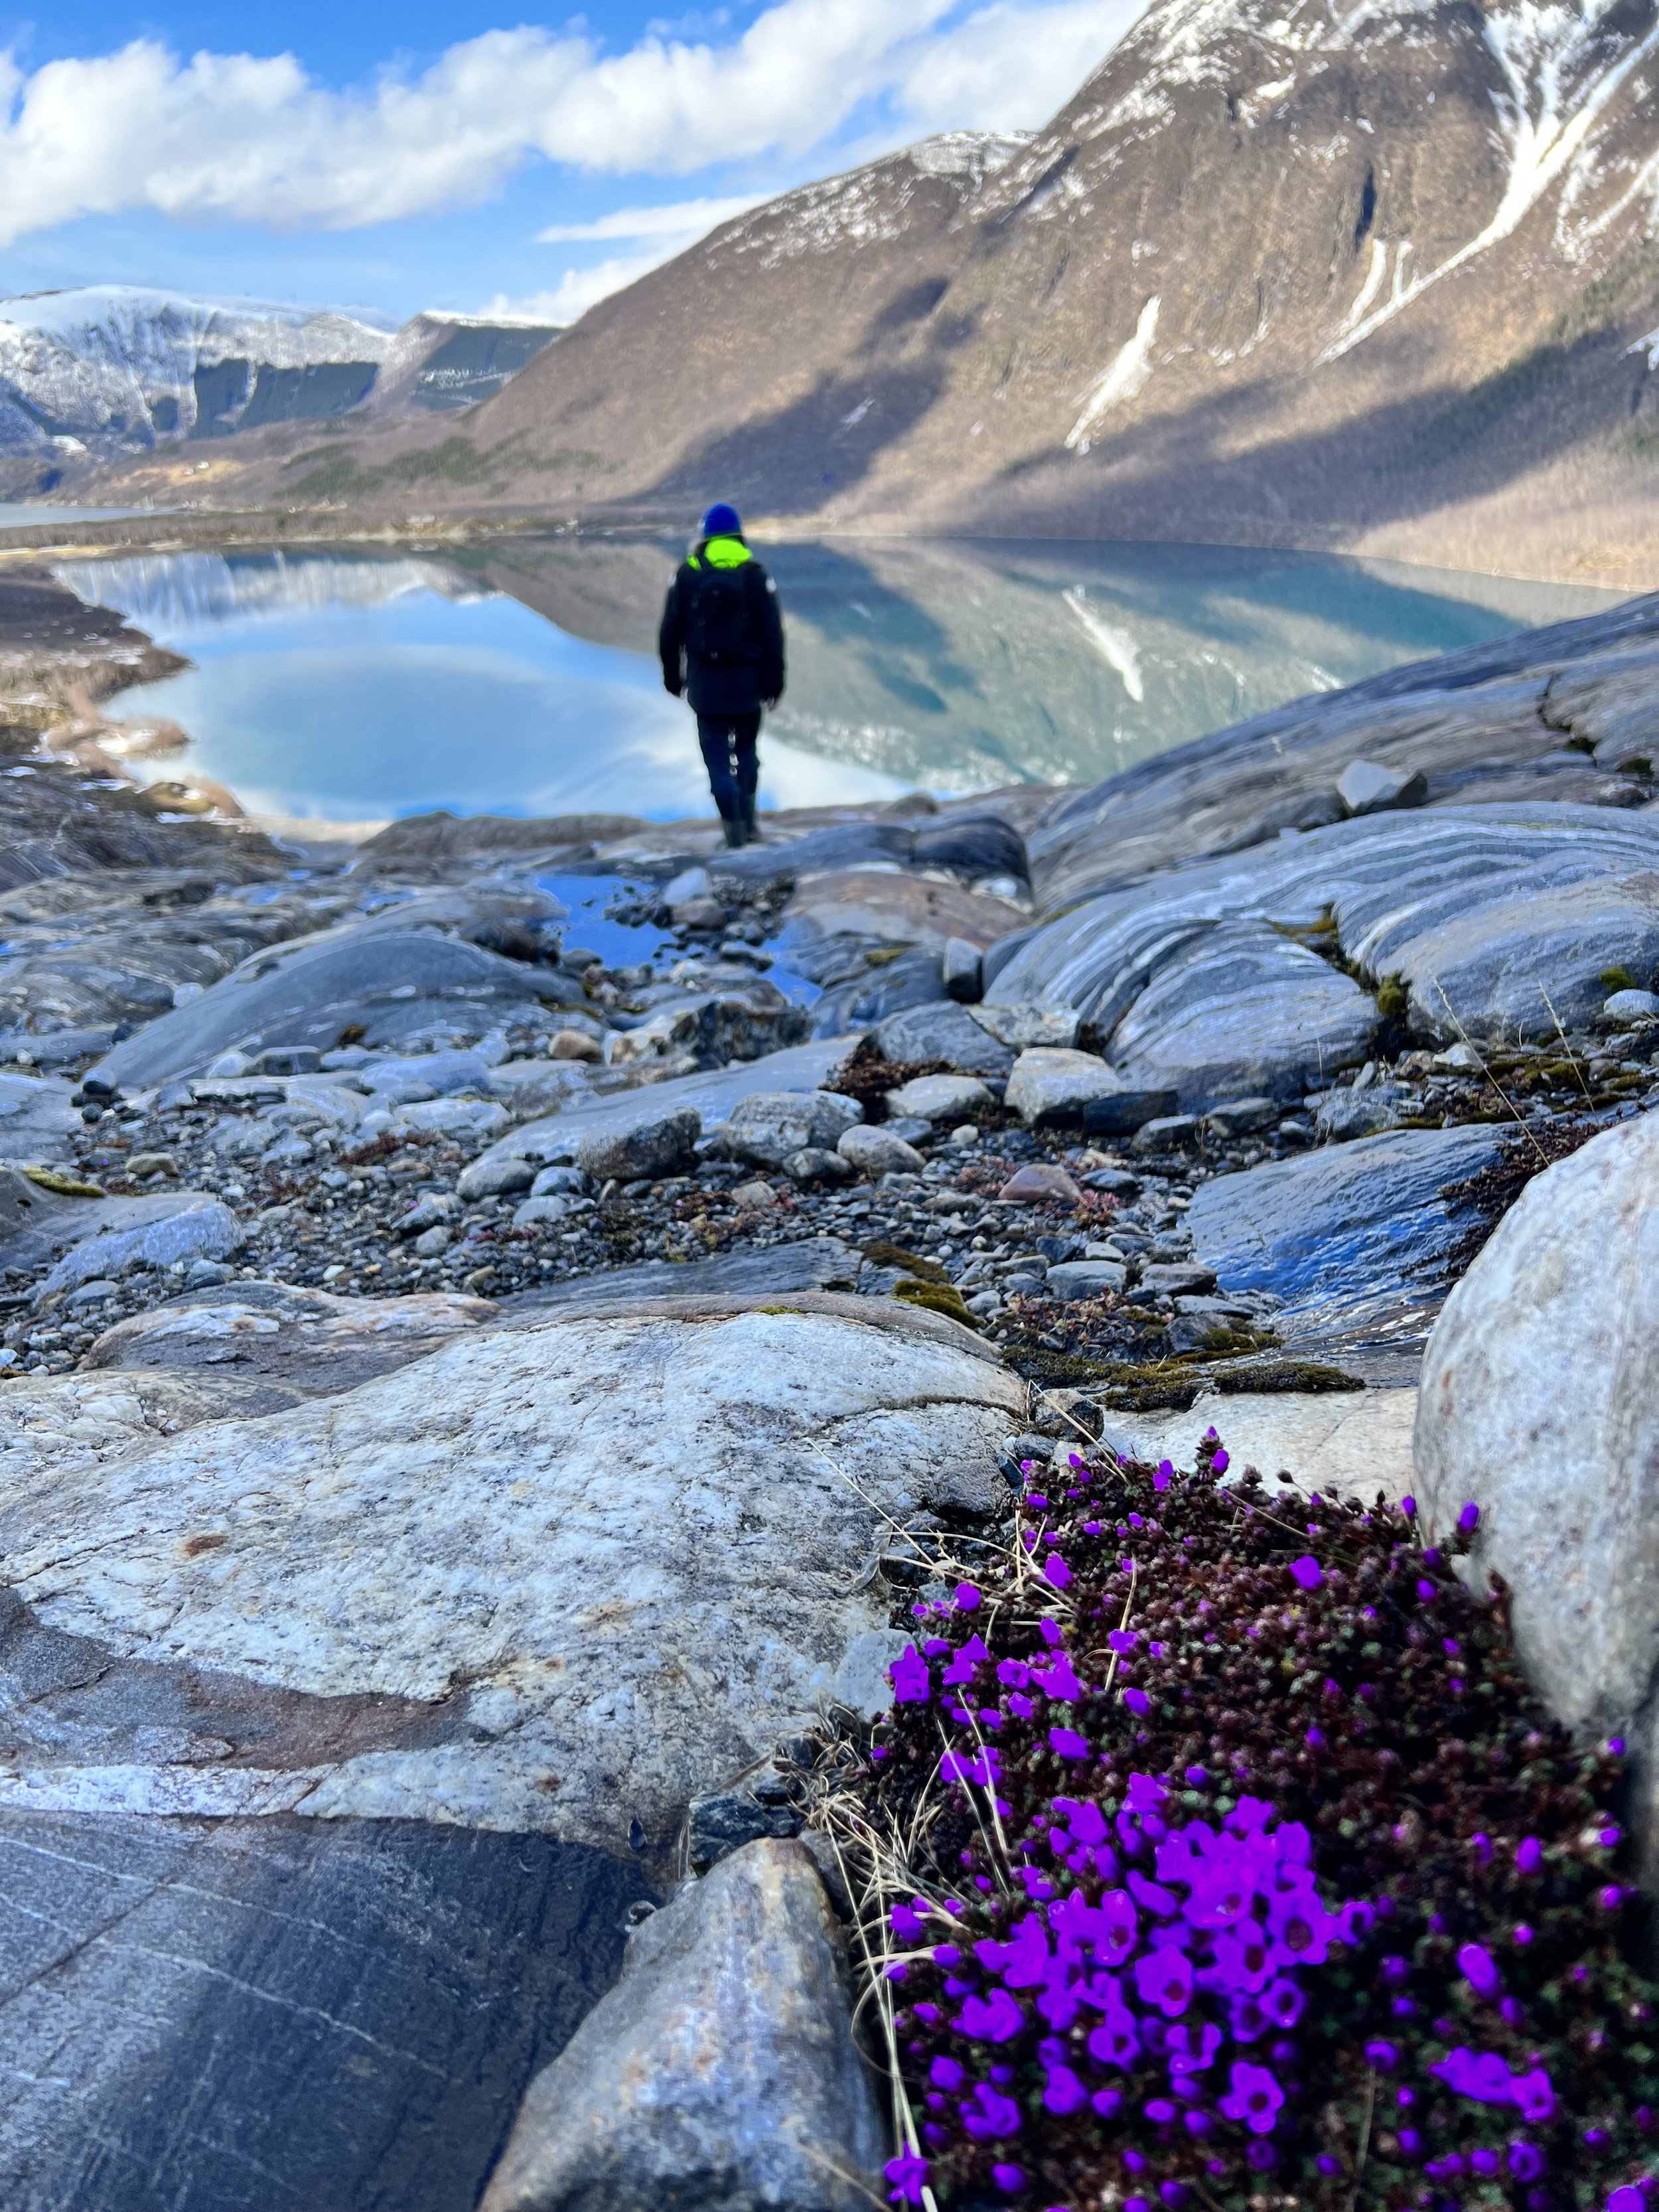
[874,1000,1014,1075]
[1603,989,1659,1025]
[86,928,558,1092]
[1337,759,1427,816]
[1314,1082,1410,1142]
[457,1153,538,1201]
[1005,1046,1124,1126]
[1415,1113,1659,1878]
[724,1090,863,1170]
[1188,1122,1511,1348]
[883,1072,990,1123]
[480,1840,885,2212]
[1046,1260,1127,1300]
[838,1124,926,1177]
[575,1101,701,1182]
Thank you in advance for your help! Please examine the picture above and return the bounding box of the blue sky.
[0,0,1146,326]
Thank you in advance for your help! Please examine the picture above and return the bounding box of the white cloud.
[534,194,766,244]
[0,0,1144,248]
[476,254,671,325]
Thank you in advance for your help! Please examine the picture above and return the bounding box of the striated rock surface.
[0,1295,1023,1844]
[481,1838,885,2212]
[1415,1114,1659,1877]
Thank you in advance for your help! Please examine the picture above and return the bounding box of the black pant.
[697,712,760,821]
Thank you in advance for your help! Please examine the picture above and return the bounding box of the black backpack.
[684,563,753,666]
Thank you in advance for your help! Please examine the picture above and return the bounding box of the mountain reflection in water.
[56,538,1619,825]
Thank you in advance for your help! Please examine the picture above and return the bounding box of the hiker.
[659,502,785,848]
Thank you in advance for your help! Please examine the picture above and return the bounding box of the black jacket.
[658,536,786,717]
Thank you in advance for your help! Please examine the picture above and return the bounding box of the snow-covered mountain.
[282,0,1659,578]
[0,288,557,461]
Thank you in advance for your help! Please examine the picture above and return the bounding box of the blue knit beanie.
[701,502,742,538]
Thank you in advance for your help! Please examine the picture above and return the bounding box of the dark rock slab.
[0,1178,220,1284]
[1189,1122,1510,1353]
[875,999,1016,1075]
[0,1808,653,2212]
[501,1236,859,1317]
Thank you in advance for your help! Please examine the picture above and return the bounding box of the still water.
[56,538,1621,825]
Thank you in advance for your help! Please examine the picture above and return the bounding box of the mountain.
[187,0,1659,585]
[0,289,558,478]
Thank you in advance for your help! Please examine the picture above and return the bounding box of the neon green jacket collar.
[691,534,752,569]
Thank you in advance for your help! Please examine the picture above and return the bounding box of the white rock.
[512,1195,574,1229]
[883,1072,990,1123]
[1415,1114,1659,1870]
[1102,1388,1417,1505]
[1004,1047,1122,1126]
[390,1097,511,1143]
[837,1124,926,1177]
[1603,989,1659,1025]
[1336,759,1427,816]
[0,1296,1024,1844]
[968,1003,1078,1050]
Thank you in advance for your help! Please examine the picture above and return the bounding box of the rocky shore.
[2,573,1658,2209]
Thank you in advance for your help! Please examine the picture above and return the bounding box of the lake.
[54,537,1621,825]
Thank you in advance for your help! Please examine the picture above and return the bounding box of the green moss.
[863,1240,949,1283]
[894,1278,977,1326]
[1601,966,1638,992]
[1375,972,1408,1021]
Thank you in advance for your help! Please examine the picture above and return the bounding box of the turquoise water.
[57,540,1622,824]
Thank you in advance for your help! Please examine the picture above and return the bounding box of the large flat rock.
[1187,1122,1510,1351]
[1100,1386,1417,1504]
[502,1236,859,1315]
[0,1295,1023,1848]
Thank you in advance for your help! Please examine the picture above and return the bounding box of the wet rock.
[84,1282,499,1396]
[575,1101,702,1182]
[480,1840,885,2212]
[1413,1114,1659,1878]
[839,1124,926,1177]
[0,1295,1023,1841]
[724,1090,863,1170]
[874,999,1015,1075]
[884,1072,991,1123]
[1337,759,1427,816]
[1188,1122,1510,1347]
[42,1197,244,1295]
[1005,1046,1123,1126]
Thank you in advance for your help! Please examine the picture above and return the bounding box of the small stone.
[837,1125,925,1177]
[1141,1262,1219,1296]
[1082,1165,1142,1198]
[512,1196,574,1230]
[788,1146,855,1185]
[1133,1114,1201,1153]
[529,1165,587,1198]
[1204,1097,1280,1138]
[66,1278,119,1309]
[254,1047,322,1076]
[687,1789,803,1873]
[969,1003,1078,1051]
[674,897,727,932]
[948,1123,980,1147]
[412,1226,453,1257]
[883,1072,990,1123]
[457,1153,538,1201]
[732,1178,780,1211]
[725,1090,861,1170]
[1431,1041,1483,1070]
[1336,758,1428,816]
[125,1151,179,1180]
[1602,988,1659,1026]
[1315,1084,1408,1142]
[942,936,984,1003]
[997,1163,1083,1205]
[1082,1086,1181,1136]
[549,1029,603,1062]
[1045,1260,1127,1300]
[575,1103,703,1183]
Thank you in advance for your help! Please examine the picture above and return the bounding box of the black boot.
[741,792,759,843]
[721,813,746,849]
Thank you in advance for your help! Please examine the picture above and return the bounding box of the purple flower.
[1043,2063,1088,2115]
[930,2056,964,2089]
[955,1582,982,1612]
[991,2164,1025,2195]
[1088,2005,1142,2068]
[1458,1942,1501,1998]
[1135,1943,1195,2018]
[1401,1493,1417,1517]
[1049,1726,1090,1761]
[1219,2060,1285,2135]
[1459,1501,1480,1532]
[1033,1653,1084,1702]
[962,2085,1023,2140]
[1609,2192,1646,2212]
[1122,1686,1151,1716]
[1509,2067,1555,2124]
[1154,1459,1173,1491]
[1108,1627,1139,1655]
[1145,2097,1177,2122]
[1262,1979,1303,2028]
[1508,2144,1546,2181]
[889,1645,932,1703]
[958,1989,1025,2042]
[1516,1836,1543,1875]
[1289,1555,1323,1591]
[1211,1448,1230,1474]
[1043,1552,1073,1589]
[885,2151,929,2205]
[1024,1491,1048,1509]
[1125,1773,1168,1814]
[1165,2021,1223,2075]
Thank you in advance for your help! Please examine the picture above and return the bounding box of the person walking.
[658,502,784,848]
